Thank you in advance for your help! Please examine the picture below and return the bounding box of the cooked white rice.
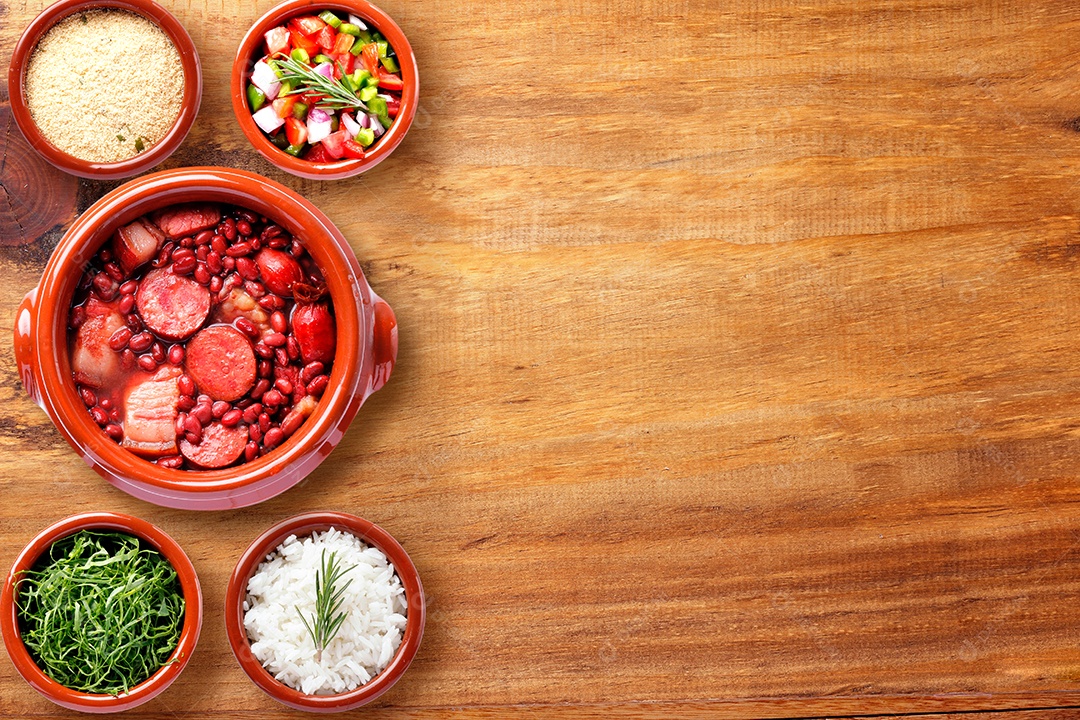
[243,527,407,695]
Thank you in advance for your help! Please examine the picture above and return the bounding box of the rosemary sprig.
[271,53,369,112]
[297,550,354,661]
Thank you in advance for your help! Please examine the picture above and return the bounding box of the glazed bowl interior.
[231,0,418,180]
[0,512,202,713]
[36,168,373,502]
[225,512,425,712]
[7,0,202,179]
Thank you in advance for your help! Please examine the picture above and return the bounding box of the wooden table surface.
[4,0,1080,717]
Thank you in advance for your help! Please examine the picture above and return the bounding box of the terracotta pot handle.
[366,290,397,399]
[13,286,43,408]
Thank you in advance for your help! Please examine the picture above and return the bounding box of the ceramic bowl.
[13,167,398,510]
[231,0,418,180]
[225,511,425,712]
[0,512,202,713]
[7,0,202,179]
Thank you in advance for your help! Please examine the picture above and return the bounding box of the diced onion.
[307,116,333,144]
[341,112,362,137]
[356,113,371,129]
[308,107,332,124]
[251,60,281,101]
[313,62,334,79]
[368,114,385,138]
[252,106,285,133]
[348,14,368,30]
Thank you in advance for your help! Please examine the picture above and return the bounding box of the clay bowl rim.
[29,166,374,496]
[6,0,203,180]
[224,511,425,712]
[0,511,203,712]
[230,0,419,180]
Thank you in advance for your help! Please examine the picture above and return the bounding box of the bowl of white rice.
[225,511,424,712]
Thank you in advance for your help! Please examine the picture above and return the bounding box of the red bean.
[243,281,266,298]
[258,294,285,311]
[196,245,210,261]
[79,387,97,407]
[263,427,284,450]
[173,254,197,275]
[105,261,124,282]
[262,389,283,407]
[223,256,236,272]
[250,237,262,251]
[286,336,300,362]
[118,294,135,315]
[195,230,214,245]
[237,220,253,237]
[236,257,259,280]
[244,441,259,462]
[192,404,213,425]
[137,354,157,372]
[194,263,212,285]
[263,332,286,347]
[119,279,138,295]
[221,409,243,427]
[211,235,228,254]
[178,374,196,396]
[209,275,223,294]
[290,240,305,258]
[102,423,123,441]
[212,400,230,418]
[274,348,289,367]
[281,411,304,437]
[261,224,283,240]
[275,378,294,395]
[185,430,201,445]
[184,415,203,435]
[168,345,185,365]
[269,311,287,333]
[226,242,252,257]
[300,361,324,384]
[206,251,223,274]
[178,395,196,412]
[248,424,262,442]
[242,403,263,424]
[223,218,237,240]
[90,406,108,426]
[258,359,273,378]
[99,248,113,262]
[151,342,167,364]
[267,237,288,249]
[129,332,153,352]
[109,407,121,422]
[254,342,273,359]
[175,413,188,435]
[70,306,87,329]
[93,273,115,298]
[307,375,329,397]
[158,455,184,469]
[99,397,112,410]
[251,378,270,400]
[121,348,136,369]
[108,327,133,351]
[235,317,259,337]
[197,393,212,405]
[125,313,143,332]
[258,413,271,433]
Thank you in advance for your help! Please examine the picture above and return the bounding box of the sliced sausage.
[135,268,211,341]
[113,219,164,275]
[71,298,125,388]
[179,421,248,468]
[149,203,221,239]
[120,366,181,458]
[184,325,257,401]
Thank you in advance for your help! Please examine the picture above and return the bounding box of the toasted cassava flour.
[25,9,184,162]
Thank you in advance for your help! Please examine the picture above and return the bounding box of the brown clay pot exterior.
[13,167,398,510]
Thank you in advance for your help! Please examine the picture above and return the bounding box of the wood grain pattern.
[4,0,1080,717]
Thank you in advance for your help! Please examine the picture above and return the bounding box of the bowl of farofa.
[0,512,202,713]
[7,0,202,179]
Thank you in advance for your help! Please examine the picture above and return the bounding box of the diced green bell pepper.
[380,56,399,73]
[376,41,388,58]
[292,101,309,119]
[291,48,310,65]
[366,96,387,116]
[359,85,378,102]
[247,83,266,111]
[271,132,289,149]
[285,143,306,156]
[339,22,361,36]
[314,53,334,65]
[355,127,375,147]
[318,10,342,28]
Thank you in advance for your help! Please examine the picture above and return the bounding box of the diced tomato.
[320,130,348,159]
[376,68,404,91]
[284,117,308,146]
[290,30,318,56]
[300,90,327,105]
[314,26,336,50]
[341,139,366,160]
[272,95,296,119]
[330,53,353,77]
[304,144,333,163]
[385,94,400,118]
[264,26,290,56]
[361,43,380,75]
[331,32,354,55]
[289,15,326,36]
